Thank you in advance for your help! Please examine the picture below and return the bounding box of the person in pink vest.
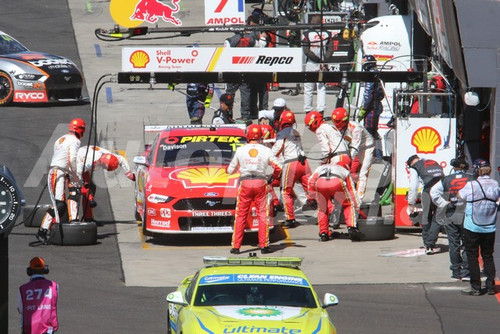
[18,257,59,334]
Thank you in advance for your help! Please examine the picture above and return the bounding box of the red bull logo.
[109,0,182,28]
[130,0,181,25]
[411,126,441,153]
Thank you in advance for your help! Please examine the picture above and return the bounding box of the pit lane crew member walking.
[185,82,214,124]
[310,160,358,241]
[331,107,375,201]
[430,157,473,280]
[406,155,444,254]
[260,124,281,212]
[78,146,135,222]
[38,118,86,242]
[357,55,384,157]
[212,93,236,125]
[458,159,500,296]
[272,111,316,228]
[19,257,59,334]
[227,124,282,254]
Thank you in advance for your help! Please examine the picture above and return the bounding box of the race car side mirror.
[322,293,339,308]
[133,156,149,166]
[166,291,188,306]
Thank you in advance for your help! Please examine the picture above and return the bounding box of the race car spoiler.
[203,256,302,268]
[144,124,247,133]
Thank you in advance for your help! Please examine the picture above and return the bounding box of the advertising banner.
[394,117,456,227]
[122,47,303,72]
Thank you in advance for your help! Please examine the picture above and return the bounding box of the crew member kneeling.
[227,124,282,254]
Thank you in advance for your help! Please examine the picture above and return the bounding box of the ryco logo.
[411,126,441,153]
[14,91,47,102]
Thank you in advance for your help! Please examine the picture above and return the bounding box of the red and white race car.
[133,125,275,237]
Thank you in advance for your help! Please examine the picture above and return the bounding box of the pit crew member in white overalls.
[38,118,85,242]
[227,124,282,255]
[331,107,375,201]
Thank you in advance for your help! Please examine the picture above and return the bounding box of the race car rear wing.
[144,123,247,133]
[203,256,302,268]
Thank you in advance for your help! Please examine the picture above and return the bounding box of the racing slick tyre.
[23,204,69,227]
[357,216,395,241]
[49,221,97,246]
[0,72,14,105]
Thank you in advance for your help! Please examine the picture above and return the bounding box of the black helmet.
[362,55,377,71]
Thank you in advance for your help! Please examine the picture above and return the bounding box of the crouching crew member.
[19,257,59,334]
[272,111,316,228]
[331,107,375,201]
[38,119,86,242]
[78,146,135,222]
[227,124,282,254]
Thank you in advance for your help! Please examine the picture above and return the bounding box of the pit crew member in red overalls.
[38,118,85,242]
[19,257,59,334]
[272,111,316,228]
[331,107,375,201]
[78,146,135,222]
[310,159,359,241]
[227,124,282,254]
[305,111,360,238]
[260,124,281,213]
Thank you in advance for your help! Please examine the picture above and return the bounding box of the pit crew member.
[38,118,85,242]
[406,155,444,254]
[78,146,135,222]
[212,93,235,125]
[430,157,472,280]
[227,124,282,254]
[331,107,375,201]
[18,257,59,334]
[186,82,214,124]
[272,111,316,228]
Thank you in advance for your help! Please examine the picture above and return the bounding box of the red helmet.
[69,118,86,138]
[304,111,324,132]
[260,124,275,140]
[331,107,349,130]
[429,75,446,92]
[279,110,295,129]
[99,153,119,171]
[246,124,262,141]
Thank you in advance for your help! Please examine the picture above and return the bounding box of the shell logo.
[170,167,239,189]
[249,149,258,157]
[411,126,441,153]
[129,50,150,68]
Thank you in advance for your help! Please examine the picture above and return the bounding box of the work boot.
[229,248,240,254]
[89,200,97,208]
[461,286,481,296]
[283,219,297,228]
[348,227,362,241]
[36,228,48,243]
[190,117,202,125]
[260,246,272,254]
[319,232,330,242]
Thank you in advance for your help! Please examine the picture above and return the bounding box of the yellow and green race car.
[166,256,339,333]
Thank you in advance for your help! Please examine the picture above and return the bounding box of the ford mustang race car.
[134,125,275,237]
[0,31,84,105]
[166,256,339,333]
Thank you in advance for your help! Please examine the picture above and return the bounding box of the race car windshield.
[156,135,246,167]
[0,34,29,54]
[194,283,317,308]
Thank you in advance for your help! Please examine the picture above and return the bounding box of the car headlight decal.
[147,194,172,204]
[312,318,322,334]
[195,316,215,334]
